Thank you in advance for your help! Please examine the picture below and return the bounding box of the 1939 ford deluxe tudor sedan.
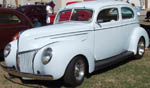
[1,0,149,87]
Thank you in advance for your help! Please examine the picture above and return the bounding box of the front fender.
[128,27,149,54]
[5,40,17,68]
[34,40,95,80]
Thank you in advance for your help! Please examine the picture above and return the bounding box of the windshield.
[56,9,93,23]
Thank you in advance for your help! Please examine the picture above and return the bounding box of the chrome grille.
[17,51,36,74]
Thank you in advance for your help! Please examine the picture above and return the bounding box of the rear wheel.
[63,56,86,87]
[134,38,145,59]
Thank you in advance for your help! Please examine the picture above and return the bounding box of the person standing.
[46,4,52,24]
[3,0,7,8]
[49,0,55,14]
[145,10,150,21]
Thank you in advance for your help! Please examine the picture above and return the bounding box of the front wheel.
[134,38,145,59]
[63,56,86,87]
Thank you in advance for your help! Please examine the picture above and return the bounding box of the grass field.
[78,49,150,88]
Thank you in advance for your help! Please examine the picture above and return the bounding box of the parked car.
[1,1,149,87]
[66,1,81,5]
[0,8,33,59]
[16,5,47,26]
[134,6,142,16]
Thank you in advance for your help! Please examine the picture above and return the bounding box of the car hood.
[18,22,92,52]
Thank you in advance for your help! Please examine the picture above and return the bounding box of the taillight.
[13,33,19,40]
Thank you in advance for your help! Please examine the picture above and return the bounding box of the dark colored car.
[0,8,33,58]
[16,5,47,26]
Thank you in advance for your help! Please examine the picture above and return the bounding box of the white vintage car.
[1,0,149,87]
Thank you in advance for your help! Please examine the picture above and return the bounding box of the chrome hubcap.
[74,59,85,81]
[138,41,145,55]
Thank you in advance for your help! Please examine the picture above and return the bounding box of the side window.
[31,8,38,14]
[18,8,25,13]
[121,7,134,19]
[35,7,43,13]
[97,8,119,23]
[32,7,45,14]
[0,13,21,24]
[59,10,72,21]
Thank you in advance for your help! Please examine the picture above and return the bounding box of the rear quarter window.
[121,7,134,19]
[0,13,21,24]
[17,8,25,13]
[97,8,119,23]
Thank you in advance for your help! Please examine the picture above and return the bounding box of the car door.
[0,9,33,51]
[120,6,137,49]
[94,7,125,60]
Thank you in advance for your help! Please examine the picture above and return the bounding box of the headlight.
[4,44,11,57]
[42,48,53,65]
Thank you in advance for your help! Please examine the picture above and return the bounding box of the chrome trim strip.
[34,30,92,40]
[95,22,138,31]
[18,49,39,55]
[40,41,59,49]
[51,33,88,39]
[16,32,20,71]
[32,50,38,73]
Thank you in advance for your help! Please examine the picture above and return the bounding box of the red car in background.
[49,1,81,24]
[0,8,33,59]
[66,1,81,5]
[16,5,47,26]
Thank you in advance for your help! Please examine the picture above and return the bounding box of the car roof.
[0,7,20,13]
[17,5,45,8]
[65,0,130,10]
[0,7,13,10]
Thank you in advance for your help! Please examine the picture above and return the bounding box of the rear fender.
[128,27,149,55]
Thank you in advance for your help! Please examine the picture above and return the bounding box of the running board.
[95,51,134,71]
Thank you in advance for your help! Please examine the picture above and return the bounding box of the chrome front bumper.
[0,62,53,80]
